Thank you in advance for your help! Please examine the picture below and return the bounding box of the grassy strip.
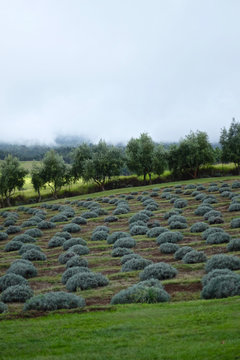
[0,297,240,359]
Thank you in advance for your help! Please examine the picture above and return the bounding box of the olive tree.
[220,118,240,173]
[41,150,68,198]
[31,163,45,202]
[168,131,214,179]
[126,133,155,182]
[0,155,28,206]
[82,141,124,190]
[71,143,92,180]
[152,144,168,176]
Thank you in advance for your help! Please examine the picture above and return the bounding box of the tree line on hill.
[0,119,240,206]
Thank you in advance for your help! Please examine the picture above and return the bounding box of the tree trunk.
[6,196,11,207]
[37,189,41,202]
[148,173,152,184]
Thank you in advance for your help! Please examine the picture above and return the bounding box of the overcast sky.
[0,0,239,144]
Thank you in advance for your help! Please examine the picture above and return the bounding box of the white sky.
[0,0,239,144]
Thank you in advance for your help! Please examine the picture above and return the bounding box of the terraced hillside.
[1,178,240,316]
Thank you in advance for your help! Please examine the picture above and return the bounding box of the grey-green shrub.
[19,244,42,255]
[24,291,85,311]
[228,203,240,212]
[48,236,65,248]
[205,254,240,273]
[139,262,178,281]
[66,256,88,269]
[129,213,149,224]
[163,209,182,220]
[1,284,33,303]
[22,249,47,261]
[195,193,206,201]
[112,247,133,257]
[231,218,240,228]
[0,273,28,291]
[232,181,240,189]
[203,210,222,220]
[208,216,224,225]
[0,302,8,313]
[129,220,147,229]
[104,215,118,223]
[185,184,196,189]
[201,268,235,287]
[0,232,8,241]
[67,245,90,256]
[156,231,183,245]
[202,227,224,240]
[62,266,91,284]
[203,197,217,205]
[121,253,142,264]
[94,208,108,216]
[146,227,168,238]
[159,242,179,254]
[58,251,76,264]
[50,214,68,222]
[174,199,188,208]
[91,231,108,241]
[4,241,23,252]
[24,228,43,238]
[197,185,206,191]
[169,221,187,230]
[7,259,38,278]
[145,204,158,211]
[130,225,148,236]
[38,221,56,230]
[227,238,240,251]
[6,225,21,235]
[174,246,193,260]
[4,219,16,227]
[113,207,129,215]
[93,226,110,233]
[12,234,36,244]
[208,185,219,192]
[194,205,212,216]
[182,250,207,264]
[147,220,161,228]
[110,279,170,305]
[55,231,71,240]
[66,272,109,291]
[190,222,209,233]
[107,231,130,244]
[201,274,240,299]
[81,211,98,219]
[72,217,87,225]
[206,232,231,244]
[113,237,136,249]
[121,258,152,272]
[63,238,87,250]
[63,223,81,233]
[220,191,232,198]
[168,215,187,225]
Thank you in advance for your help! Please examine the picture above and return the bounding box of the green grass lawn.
[0,297,240,360]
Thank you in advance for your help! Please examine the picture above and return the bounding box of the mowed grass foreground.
[0,297,240,360]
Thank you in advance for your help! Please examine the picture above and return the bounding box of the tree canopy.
[0,155,28,206]
[41,150,68,198]
[220,118,240,173]
[73,141,124,190]
[168,131,214,178]
[126,133,156,182]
